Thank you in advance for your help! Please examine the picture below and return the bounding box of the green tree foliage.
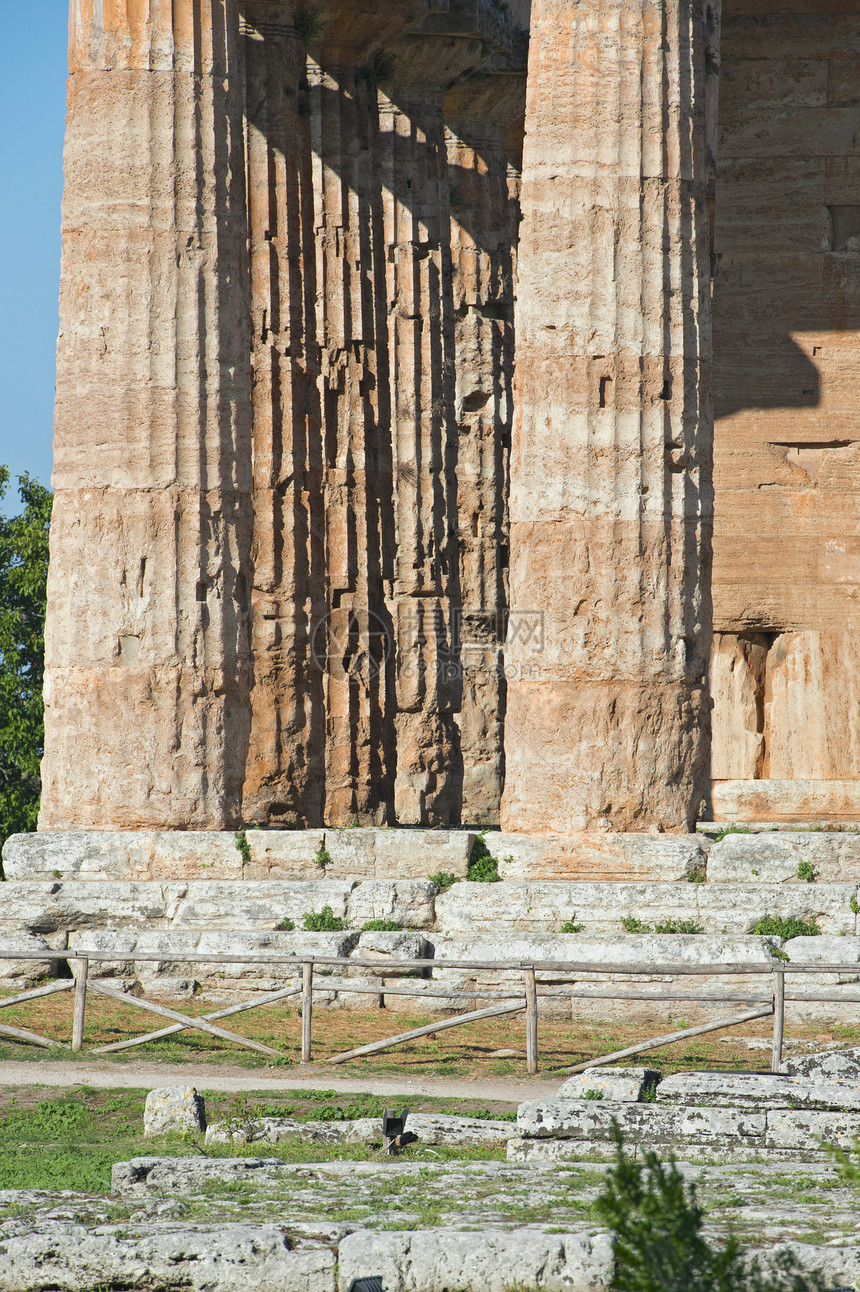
[596,1123,830,1292]
[0,468,52,860]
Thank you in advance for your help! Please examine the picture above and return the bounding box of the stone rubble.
[556,1068,661,1103]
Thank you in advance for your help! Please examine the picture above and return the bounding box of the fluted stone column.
[40,0,253,829]
[502,0,718,833]
[444,75,524,824]
[240,3,327,827]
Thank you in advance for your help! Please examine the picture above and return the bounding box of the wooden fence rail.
[0,948,856,1074]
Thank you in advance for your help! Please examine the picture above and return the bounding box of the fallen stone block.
[144,1086,206,1137]
[206,1118,345,1146]
[516,1100,766,1146]
[0,1223,335,1292]
[756,1241,860,1291]
[205,1112,514,1148]
[494,833,706,882]
[337,1226,614,1292]
[785,1047,860,1081]
[657,1071,860,1110]
[708,832,860,885]
[557,1068,660,1102]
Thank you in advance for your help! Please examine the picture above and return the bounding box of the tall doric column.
[40,1,253,829]
[502,0,718,832]
[240,3,327,827]
[444,75,524,824]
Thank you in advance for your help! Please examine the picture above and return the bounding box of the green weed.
[235,832,251,866]
[467,836,500,883]
[750,915,821,940]
[275,916,296,931]
[429,871,460,890]
[361,919,402,932]
[314,845,332,870]
[561,919,583,934]
[302,905,345,932]
[796,860,816,883]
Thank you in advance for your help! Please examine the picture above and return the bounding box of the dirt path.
[0,1059,560,1103]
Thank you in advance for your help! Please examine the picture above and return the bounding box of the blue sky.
[0,1,67,514]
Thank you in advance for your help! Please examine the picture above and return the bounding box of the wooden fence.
[1,949,858,1074]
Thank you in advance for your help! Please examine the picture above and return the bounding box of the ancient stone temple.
[37,0,860,836]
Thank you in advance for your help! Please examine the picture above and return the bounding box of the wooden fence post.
[524,966,538,1075]
[72,956,88,1051]
[772,967,785,1073]
[301,961,313,1064]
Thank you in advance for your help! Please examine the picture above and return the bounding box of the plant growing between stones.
[622,916,651,933]
[796,860,816,883]
[314,845,332,870]
[361,919,401,932]
[687,860,707,884]
[234,832,251,866]
[561,917,583,933]
[275,917,296,931]
[303,906,345,932]
[654,919,704,935]
[850,895,860,916]
[750,915,821,940]
[595,1122,830,1292]
[429,871,460,890]
[467,835,500,882]
[582,1089,604,1100]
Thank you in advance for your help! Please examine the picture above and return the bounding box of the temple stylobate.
[39,0,860,834]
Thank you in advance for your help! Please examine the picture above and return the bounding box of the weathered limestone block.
[169,881,355,930]
[343,1113,514,1147]
[711,781,860,824]
[322,830,473,881]
[0,1223,334,1292]
[0,883,179,933]
[71,929,357,989]
[494,834,706,882]
[206,1118,345,1147]
[516,1101,766,1146]
[2,832,157,882]
[764,1108,860,1152]
[708,832,860,884]
[350,932,431,976]
[557,1069,661,1103]
[336,1227,614,1292]
[240,831,327,880]
[0,934,58,988]
[657,1072,860,1110]
[0,881,357,934]
[144,1086,206,1137]
[781,936,860,984]
[346,881,436,930]
[502,0,717,832]
[785,1048,860,1081]
[696,883,858,936]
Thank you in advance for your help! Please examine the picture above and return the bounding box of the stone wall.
[710,0,860,820]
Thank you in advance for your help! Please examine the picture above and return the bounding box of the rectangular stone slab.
[516,1100,766,1145]
[657,1071,860,1110]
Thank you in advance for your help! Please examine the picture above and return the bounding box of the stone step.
[711,780,860,823]
[2,828,709,884]
[3,877,859,937]
[511,1099,860,1161]
[656,1070,860,1110]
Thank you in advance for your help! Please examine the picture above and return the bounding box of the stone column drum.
[502,0,718,832]
[40,0,254,829]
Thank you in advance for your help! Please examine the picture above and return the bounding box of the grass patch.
[361,919,402,932]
